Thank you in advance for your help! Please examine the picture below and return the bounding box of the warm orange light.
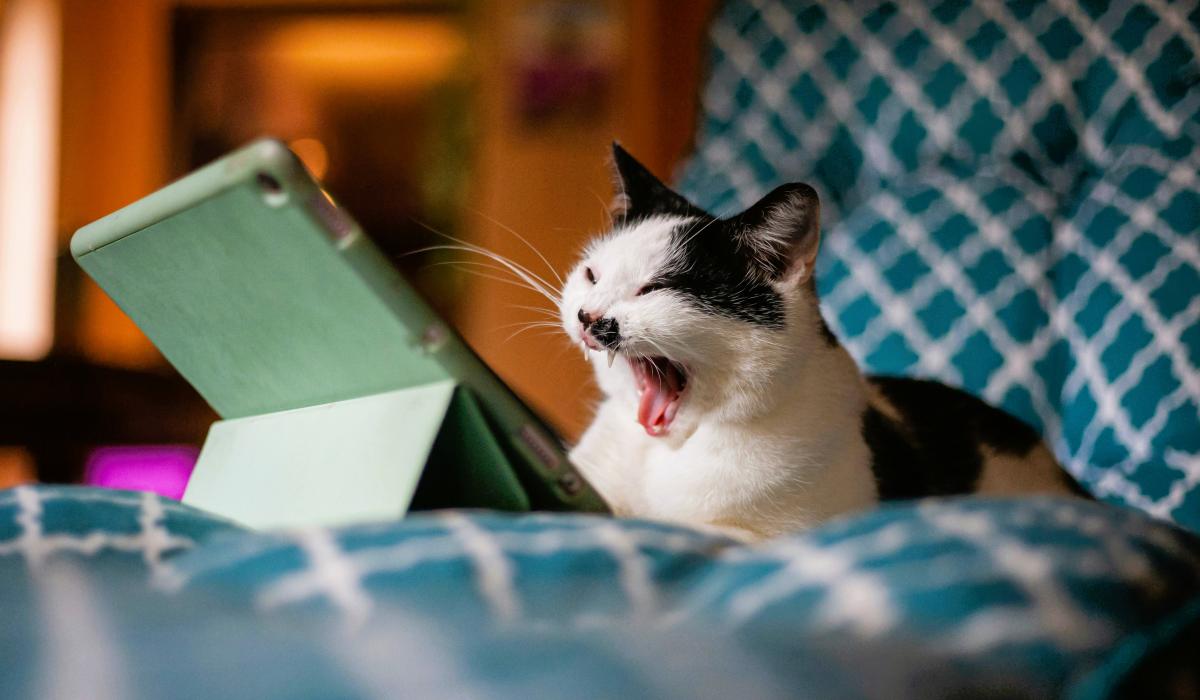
[0,0,59,360]
[289,137,329,180]
[0,447,35,489]
[265,17,467,89]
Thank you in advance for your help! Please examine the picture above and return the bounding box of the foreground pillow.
[4,487,1200,699]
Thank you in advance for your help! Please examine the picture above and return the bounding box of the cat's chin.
[626,355,688,437]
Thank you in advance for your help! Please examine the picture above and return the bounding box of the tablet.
[71,138,604,513]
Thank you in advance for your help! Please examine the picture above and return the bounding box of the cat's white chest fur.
[569,345,879,541]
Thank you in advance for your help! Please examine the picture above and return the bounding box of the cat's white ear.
[730,183,821,284]
[610,143,700,221]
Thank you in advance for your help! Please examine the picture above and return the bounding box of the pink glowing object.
[83,446,199,500]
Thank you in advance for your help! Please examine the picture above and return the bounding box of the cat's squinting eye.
[585,267,597,284]
[636,282,665,296]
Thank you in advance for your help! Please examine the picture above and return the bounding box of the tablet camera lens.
[256,172,288,207]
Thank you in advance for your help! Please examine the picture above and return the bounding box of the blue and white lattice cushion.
[678,0,1200,530]
[2,486,1200,698]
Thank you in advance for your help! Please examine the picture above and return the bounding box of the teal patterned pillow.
[678,0,1200,529]
[812,163,1057,415]
[1058,160,1200,522]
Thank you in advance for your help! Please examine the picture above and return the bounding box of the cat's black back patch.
[658,218,786,328]
[862,376,1043,500]
[1058,469,1093,498]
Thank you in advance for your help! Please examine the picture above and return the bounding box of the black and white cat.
[560,145,1085,541]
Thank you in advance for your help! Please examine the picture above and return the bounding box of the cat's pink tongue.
[637,366,681,437]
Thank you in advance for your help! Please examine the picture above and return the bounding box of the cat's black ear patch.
[610,143,704,222]
[728,183,821,283]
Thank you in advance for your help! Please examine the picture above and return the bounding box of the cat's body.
[561,146,1083,541]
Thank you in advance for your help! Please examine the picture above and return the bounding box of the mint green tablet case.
[72,139,605,528]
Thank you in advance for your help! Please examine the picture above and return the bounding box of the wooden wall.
[57,0,170,365]
[448,0,716,439]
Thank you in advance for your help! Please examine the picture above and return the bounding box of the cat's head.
[560,144,835,438]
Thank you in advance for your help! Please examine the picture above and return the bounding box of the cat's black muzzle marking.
[588,317,621,349]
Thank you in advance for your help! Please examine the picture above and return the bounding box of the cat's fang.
[607,350,616,368]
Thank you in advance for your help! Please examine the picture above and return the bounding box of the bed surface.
[3,485,1198,699]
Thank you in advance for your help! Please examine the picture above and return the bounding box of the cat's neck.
[699,301,866,428]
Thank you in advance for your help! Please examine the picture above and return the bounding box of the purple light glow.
[83,445,199,500]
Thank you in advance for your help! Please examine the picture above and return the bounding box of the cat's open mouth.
[627,355,688,437]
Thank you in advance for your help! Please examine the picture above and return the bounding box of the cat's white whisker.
[496,320,563,331]
[510,304,560,319]
[408,219,562,299]
[415,248,561,305]
[676,214,720,250]
[501,325,563,344]
[468,208,565,287]
[417,244,559,300]
[422,260,559,304]
[587,187,614,229]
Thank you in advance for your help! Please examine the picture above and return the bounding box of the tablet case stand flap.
[409,385,529,513]
[182,381,529,530]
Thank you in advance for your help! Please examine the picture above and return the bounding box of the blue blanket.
[2,486,1198,699]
